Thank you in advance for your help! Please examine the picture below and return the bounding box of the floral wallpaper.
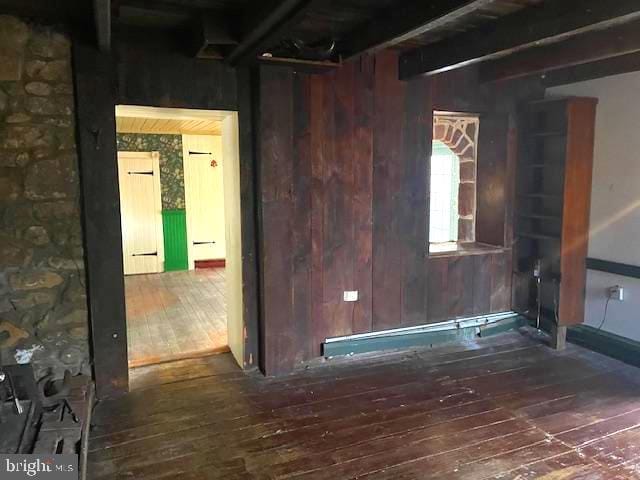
[116,133,186,210]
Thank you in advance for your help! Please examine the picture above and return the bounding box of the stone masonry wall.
[0,15,90,380]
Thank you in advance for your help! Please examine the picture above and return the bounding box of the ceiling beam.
[225,0,312,66]
[479,20,640,83]
[93,0,111,52]
[339,0,494,60]
[399,0,640,80]
[541,51,640,88]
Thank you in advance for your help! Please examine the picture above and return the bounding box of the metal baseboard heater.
[322,311,524,357]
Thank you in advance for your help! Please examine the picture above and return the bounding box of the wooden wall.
[259,53,430,374]
[427,252,511,323]
[257,51,543,375]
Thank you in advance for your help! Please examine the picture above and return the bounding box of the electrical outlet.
[343,291,358,302]
[608,285,624,301]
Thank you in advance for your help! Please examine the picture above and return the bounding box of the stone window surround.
[432,112,479,245]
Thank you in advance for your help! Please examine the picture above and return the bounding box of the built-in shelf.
[517,213,562,221]
[516,96,597,328]
[526,163,564,169]
[517,231,560,241]
[519,193,563,200]
[530,130,566,138]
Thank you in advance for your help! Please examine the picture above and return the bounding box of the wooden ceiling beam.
[339,0,494,60]
[541,51,640,88]
[93,0,111,52]
[479,20,640,83]
[399,0,640,80]
[225,0,313,66]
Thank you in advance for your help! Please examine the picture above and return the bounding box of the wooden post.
[551,324,567,350]
[72,41,129,398]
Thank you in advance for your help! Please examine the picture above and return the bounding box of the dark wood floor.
[88,329,640,479]
[125,268,228,368]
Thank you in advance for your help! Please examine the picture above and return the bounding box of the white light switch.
[343,291,358,302]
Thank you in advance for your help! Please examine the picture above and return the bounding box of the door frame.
[117,151,165,274]
[72,40,261,398]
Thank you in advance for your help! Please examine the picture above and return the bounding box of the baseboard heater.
[322,311,524,357]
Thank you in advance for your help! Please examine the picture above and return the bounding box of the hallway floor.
[89,329,640,479]
[125,268,228,368]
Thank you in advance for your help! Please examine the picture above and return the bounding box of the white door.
[182,134,226,269]
[118,151,164,275]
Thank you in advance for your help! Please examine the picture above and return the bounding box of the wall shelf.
[517,231,560,241]
[531,130,567,137]
[526,163,564,169]
[517,213,562,221]
[518,193,563,200]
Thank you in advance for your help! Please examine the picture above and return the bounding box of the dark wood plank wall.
[427,252,511,323]
[257,51,542,374]
[258,53,544,375]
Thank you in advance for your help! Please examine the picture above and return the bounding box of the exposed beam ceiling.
[339,0,495,60]
[479,20,640,83]
[225,0,313,65]
[93,0,111,52]
[399,0,640,79]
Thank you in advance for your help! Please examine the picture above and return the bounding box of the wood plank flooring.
[89,329,640,479]
[125,268,228,368]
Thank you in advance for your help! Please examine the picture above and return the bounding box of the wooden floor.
[125,268,228,368]
[89,329,640,479]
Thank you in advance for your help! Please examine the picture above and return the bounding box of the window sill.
[428,242,507,258]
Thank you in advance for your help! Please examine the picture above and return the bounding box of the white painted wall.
[548,71,640,340]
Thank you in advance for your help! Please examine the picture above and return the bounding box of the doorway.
[114,105,244,371]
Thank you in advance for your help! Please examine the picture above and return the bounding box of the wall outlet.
[608,285,624,301]
[343,291,358,302]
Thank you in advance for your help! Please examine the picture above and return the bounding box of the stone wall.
[116,133,186,210]
[0,15,89,380]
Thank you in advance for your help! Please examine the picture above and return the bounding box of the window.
[429,141,459,243]
[429,113,479,252]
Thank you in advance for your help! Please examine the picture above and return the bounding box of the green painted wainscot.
[162,209,189,271]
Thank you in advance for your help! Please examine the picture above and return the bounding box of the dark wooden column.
[72,41,128,398]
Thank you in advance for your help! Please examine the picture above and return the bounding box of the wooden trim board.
[195,259,226,268]
[586,258,640,280]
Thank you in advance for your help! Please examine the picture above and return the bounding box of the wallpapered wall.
[116,133,185,210]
